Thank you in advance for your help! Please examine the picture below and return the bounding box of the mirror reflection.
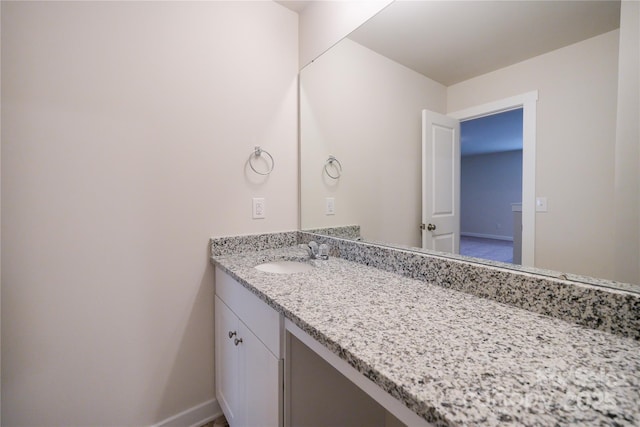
[459,109,523,264]
[300,0,640,289]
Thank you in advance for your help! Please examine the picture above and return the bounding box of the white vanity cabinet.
[214,269,283,427]
[214,267,419,427]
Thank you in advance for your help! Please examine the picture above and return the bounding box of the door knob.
[427,223,436,231]
[234,338,243,346]
[228,331,237,339]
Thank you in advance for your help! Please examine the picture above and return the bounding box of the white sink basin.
[254,260,314,274]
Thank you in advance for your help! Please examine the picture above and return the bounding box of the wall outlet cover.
[253,197,266,219]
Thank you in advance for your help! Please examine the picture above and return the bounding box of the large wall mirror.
[300,0,640,290]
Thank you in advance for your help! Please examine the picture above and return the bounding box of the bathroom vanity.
[215,268,283,426]
[210,232,640,426]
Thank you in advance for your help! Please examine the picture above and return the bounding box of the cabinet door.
[215,296,240,426]
[239,320,282,427]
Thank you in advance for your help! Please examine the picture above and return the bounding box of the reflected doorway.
[459,108,523,264]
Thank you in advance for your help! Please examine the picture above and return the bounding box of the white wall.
[1,2,298,426]
[461,150,523,240]
[614,1,640,284]
[298,0,392,69]
[300,38,446,247]
[0,3,2,423]
[448,30,620,280]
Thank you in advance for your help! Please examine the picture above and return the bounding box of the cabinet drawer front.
[216,268,281,357]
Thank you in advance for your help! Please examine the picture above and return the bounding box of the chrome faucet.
[303,241,329,260]
[318,243,329,260]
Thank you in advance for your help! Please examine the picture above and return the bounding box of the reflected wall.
[448,30,620,279]
[301,29,624,281]
[300,38,446,248]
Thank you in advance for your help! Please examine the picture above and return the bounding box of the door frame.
[449,91,538,266]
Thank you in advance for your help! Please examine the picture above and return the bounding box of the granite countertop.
[212,246,640,426]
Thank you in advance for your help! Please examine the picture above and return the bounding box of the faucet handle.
[318,243,329,260]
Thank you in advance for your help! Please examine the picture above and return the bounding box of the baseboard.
[151,398,222,427]
[461,232,513,242]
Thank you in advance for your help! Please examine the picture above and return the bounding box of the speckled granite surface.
[298,232,640,340]
[209,231,298,256]
[210,245,640,426]
[301,225,361,240]
[308,231,640,295]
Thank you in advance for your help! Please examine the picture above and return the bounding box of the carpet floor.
[459,235,514,263]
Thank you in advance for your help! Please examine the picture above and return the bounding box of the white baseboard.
[461,232,513,242]
[151,398,222,427]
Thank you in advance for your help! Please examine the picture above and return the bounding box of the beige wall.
[298,0,392,69]
[0,2,2,422]
[301,29,624,274]
[448,30,620,279]
[300,38,446,247]
[614,1,640,284]
[1,2,298,426]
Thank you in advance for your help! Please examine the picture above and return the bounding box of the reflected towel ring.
[249,146,274,175]
[324,155,342,179]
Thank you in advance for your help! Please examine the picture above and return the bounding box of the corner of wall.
[298,0,392,69]
[1,1,4,422]
[614,0,640,284]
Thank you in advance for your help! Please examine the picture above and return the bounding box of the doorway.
[449,91,537,267]
[459,109,523,264]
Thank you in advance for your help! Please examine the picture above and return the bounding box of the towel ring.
[249,146,274,176]
[324,155,342,179]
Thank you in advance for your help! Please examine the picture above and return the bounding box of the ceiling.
[461,108,523,156]
[281,0,620,156]
[276,1,620,86]
[347,0,621,86]
[275,1,309,14]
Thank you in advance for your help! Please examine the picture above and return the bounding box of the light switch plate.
[536,197,548,212]
[325,197,335,215]
[253,198,266,219]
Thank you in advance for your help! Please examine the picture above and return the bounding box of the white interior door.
[422,110,460,253]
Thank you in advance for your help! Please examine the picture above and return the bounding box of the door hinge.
[420,223,426,230]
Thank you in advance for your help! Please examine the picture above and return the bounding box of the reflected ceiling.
[348,1,621,85]
[461,109,523,156]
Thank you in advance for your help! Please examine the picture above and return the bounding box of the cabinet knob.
[228,331,237,339]
[234,338,243,346]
